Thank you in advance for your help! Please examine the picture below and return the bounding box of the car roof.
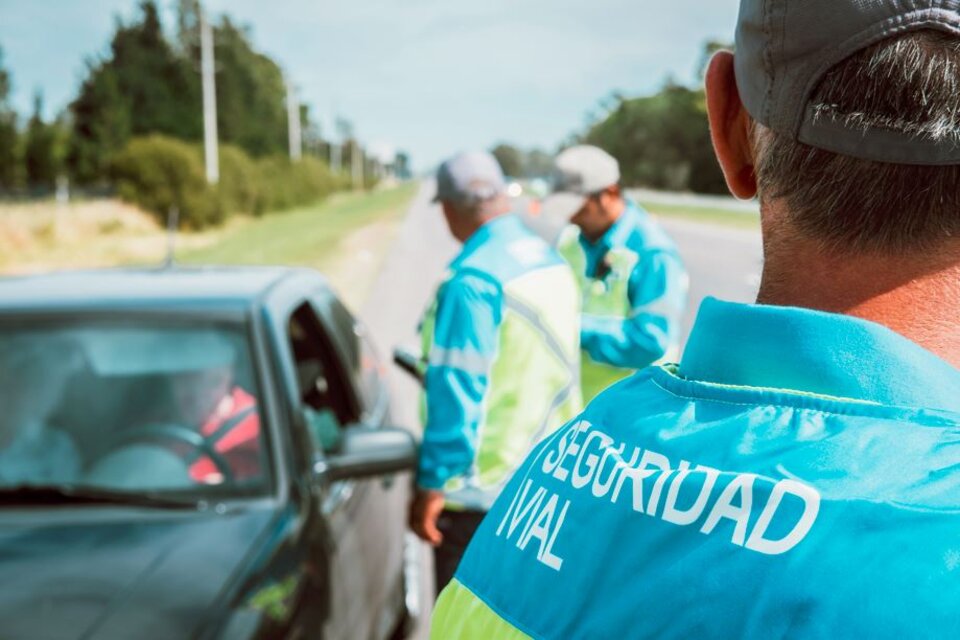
[0,266,329,314]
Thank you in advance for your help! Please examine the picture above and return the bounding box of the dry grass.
[0,199,222,274]
[0,186,418,312]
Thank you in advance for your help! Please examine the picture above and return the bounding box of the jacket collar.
[680,297,960,413]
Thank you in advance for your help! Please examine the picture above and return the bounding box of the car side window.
[287,303,356,455]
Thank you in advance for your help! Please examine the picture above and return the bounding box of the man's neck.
[457,211,506,244]
[758,232,960,369]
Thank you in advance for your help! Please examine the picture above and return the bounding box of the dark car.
[0,266,419,639]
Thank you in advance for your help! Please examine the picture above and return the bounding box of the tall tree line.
[0,0,312,191]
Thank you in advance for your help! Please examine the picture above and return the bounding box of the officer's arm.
[580,250,688,369]
[417,273,502,491]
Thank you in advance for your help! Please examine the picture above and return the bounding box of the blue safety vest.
[418,215,582,511]
[557,202,688,402]
[433,297,960,638]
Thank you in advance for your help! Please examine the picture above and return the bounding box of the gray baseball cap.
[737,0,960,165]
[541,145,621,222]
[433,151,506,204]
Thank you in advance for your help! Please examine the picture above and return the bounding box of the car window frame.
[306,295,367,424]
[0,309,280,500]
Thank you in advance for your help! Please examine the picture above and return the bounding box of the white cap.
[433,151,507,204]
[541,145,621,222]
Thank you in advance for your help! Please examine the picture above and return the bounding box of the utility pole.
[200,8,219,184]
[331,142,341,172]
[330,106,342,173]
[286,75,302,161]
[351,141,363,190]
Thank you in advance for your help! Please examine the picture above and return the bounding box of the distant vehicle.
[0,267,419,640]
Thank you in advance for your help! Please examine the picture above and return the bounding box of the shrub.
[256,155,340,213]
[111,135,223,229]
[112,135,345,228]
[217,143,260,215]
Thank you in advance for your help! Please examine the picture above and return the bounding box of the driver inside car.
[171,362,262,484]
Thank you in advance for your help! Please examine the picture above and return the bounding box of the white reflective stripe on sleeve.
[428,346,495,376]
[628,296,682,319]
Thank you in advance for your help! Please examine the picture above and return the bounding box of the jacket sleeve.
[417,272,502,490]
[580,249,688,369]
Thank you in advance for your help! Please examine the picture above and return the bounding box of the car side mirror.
[314,426,417,482]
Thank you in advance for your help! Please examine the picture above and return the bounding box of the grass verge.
[178,183,416,267]
[639,201,760,229]
[178,183,418,309]
[1,184,418,311]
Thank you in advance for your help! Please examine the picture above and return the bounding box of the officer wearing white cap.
[544,144,689,402]
[433,0,960,636]
[410,151,582,595]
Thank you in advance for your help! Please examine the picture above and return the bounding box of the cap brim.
[540,192,587,223]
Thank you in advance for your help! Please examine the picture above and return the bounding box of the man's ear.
[705,51,758,200]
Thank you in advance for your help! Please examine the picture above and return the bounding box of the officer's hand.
[409,489,445,546]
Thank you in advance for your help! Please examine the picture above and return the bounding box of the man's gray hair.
[446,194,509,219]
[754,30,960,253]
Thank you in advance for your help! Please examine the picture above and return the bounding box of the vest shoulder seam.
[648,367,959,424]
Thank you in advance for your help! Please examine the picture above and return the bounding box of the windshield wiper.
[0,485,203,509]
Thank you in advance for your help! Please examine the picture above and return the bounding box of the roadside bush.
[217,143,260,216]
[112,135,345,228]
[256,155,341,213]
[111,135,223,229]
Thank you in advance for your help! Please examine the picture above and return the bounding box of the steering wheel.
[97,423,235,484]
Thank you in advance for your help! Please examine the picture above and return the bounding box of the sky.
[0,0,740,169]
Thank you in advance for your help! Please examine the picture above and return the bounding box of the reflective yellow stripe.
[431,579,532,640]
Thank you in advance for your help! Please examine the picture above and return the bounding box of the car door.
[315,297,411,638]
[309,294,411,638]
[282,301,378,640]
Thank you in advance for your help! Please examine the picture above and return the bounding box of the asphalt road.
[358,181,762,635]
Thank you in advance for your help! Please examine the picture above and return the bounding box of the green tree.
[175,0,201,55]
[211,18,287,156]
[491,143,524,178]
[24,93,68,188]
[0,46,19,190]
[110,1,201,139]
[69,1,201,183]
[69,64,132,183]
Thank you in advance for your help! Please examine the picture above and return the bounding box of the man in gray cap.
[432,1,960,636]
[410,151,582,596]
[545,145,689,403]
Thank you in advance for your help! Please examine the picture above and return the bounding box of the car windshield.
[0,321,270,499]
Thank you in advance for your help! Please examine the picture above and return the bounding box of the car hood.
[0,504,278,640]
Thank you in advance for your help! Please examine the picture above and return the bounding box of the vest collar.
[680,297,960,413]
[458,215,522,258]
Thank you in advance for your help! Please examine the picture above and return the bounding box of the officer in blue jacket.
[410,151,582,595]
[546,146,688,402]
[432,0,960,637]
